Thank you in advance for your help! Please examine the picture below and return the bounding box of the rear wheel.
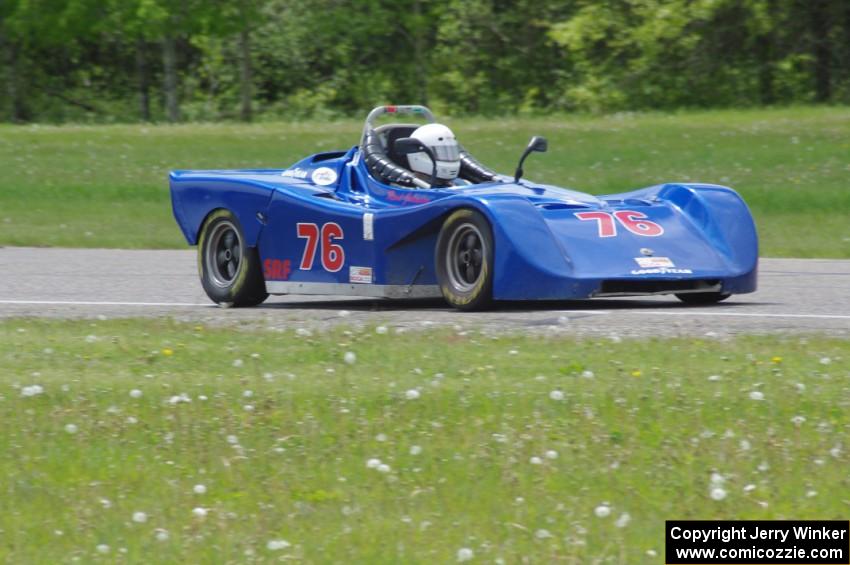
[676,291,731,305]
[198,209,268,307]
[435,209,494,311]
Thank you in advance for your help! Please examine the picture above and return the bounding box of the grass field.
[1,107,849,257]
[2,319,848,563]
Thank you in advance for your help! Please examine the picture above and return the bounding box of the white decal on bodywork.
[630,268,693,275]
[634,256,674,268]
[311,167,338,186]
[363,213,374,240]
[281,167,309,179]
[349,266,373,284]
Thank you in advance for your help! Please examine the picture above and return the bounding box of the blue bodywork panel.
[170,145,758,301]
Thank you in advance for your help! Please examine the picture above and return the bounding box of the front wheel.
[198,209,268,307]
[435,209,494,311]
[676,292,731,305]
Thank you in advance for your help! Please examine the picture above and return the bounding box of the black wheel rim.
[445,223,485,292]
[206,221,242,287]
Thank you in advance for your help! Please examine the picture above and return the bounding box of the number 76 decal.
[297,222,345,272]
[574,210,664,238]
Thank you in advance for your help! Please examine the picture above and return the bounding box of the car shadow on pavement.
[256,296,763,312]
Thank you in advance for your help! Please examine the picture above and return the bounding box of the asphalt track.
[1,247,848,337]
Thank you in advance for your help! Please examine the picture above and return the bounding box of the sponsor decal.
[349,266,373,284]
[311,167,338,186]
[631,268,693,275]
[263,258,292,280]
[281,167,309,179]
[634,256,675,268]
[386,190,432,204]
[363,213,374,241]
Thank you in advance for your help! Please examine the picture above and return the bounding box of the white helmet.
[407,123,460,181]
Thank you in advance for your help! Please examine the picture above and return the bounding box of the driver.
[406,123,461,187]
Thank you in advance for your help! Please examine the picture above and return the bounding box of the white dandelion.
[343,351,357,364]
[64,423,78,434]
[529,456,543,465]
[96,544,110,554]
[710,487,727,501]
[594,503,611,518]
[21,385,45,397]
[132,511,147,523]
[549,390,564,401]
[545,450,558,460]
[615,513,631,528]
[748,391,764,401]
[405,389,420,400]
[193,484,207,494]
[192,507,208,518]
[457,547,474,562]
[266,539,291,551]
[366,458,382,469]
[376,326,388,334]
[410,445,422,455]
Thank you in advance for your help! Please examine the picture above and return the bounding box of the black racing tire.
[435,209,494,311]
[675,292,731,305]
[197,209,268,307]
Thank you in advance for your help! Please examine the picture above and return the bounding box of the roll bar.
[359,105,436,147]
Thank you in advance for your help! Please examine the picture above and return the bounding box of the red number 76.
[296,222,345,272]
[574,210,664,238]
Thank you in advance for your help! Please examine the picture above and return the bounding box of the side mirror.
[394,137,437,188]
[514,135,548,183]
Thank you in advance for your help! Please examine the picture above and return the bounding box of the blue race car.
[170,105,757,311]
